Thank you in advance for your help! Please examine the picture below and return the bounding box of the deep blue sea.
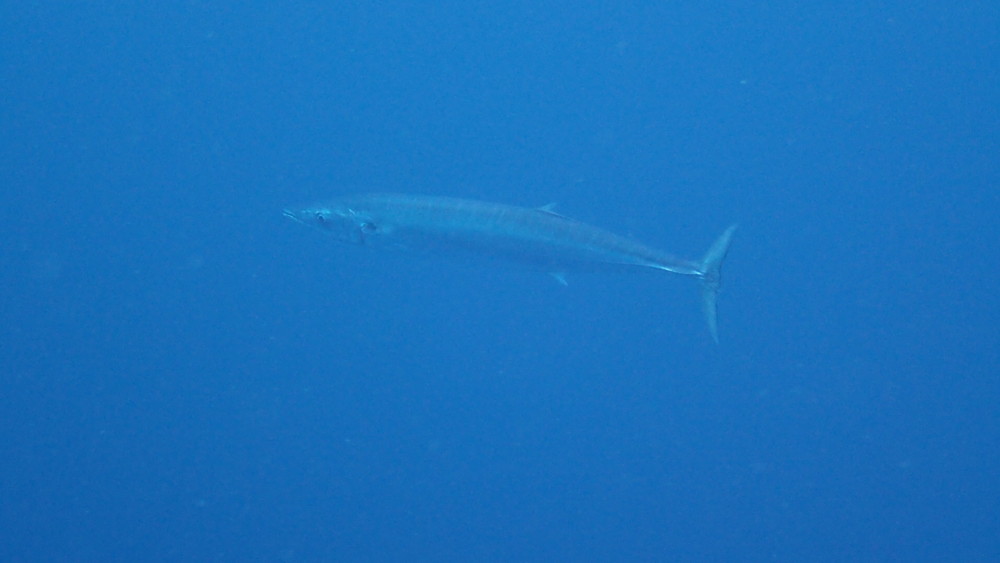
[2,3,997,561]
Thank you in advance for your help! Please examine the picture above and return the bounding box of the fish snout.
[282,209,304,223]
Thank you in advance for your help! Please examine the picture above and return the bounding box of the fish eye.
[314,212,327,223]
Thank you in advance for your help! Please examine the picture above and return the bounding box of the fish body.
[284,194,736,341]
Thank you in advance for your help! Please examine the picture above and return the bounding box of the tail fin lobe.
[699,225,738,343]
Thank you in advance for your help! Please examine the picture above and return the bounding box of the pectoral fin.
[549,272,568,286]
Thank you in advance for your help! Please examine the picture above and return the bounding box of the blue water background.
[2,3,997,560]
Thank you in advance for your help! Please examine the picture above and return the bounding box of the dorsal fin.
[536,202,567,218]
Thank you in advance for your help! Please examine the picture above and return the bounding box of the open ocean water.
[2,3,997,561]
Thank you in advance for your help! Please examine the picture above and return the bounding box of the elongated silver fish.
[284,194,736,341]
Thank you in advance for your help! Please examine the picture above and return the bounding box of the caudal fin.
[699,225,738,343]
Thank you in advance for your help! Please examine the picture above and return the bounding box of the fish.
[284,193,736,342]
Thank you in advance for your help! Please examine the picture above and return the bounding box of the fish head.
[283,204,379,245]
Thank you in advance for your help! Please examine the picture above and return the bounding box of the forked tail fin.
[699,225,738,343]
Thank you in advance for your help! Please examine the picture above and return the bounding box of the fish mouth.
[282,209,302,223]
